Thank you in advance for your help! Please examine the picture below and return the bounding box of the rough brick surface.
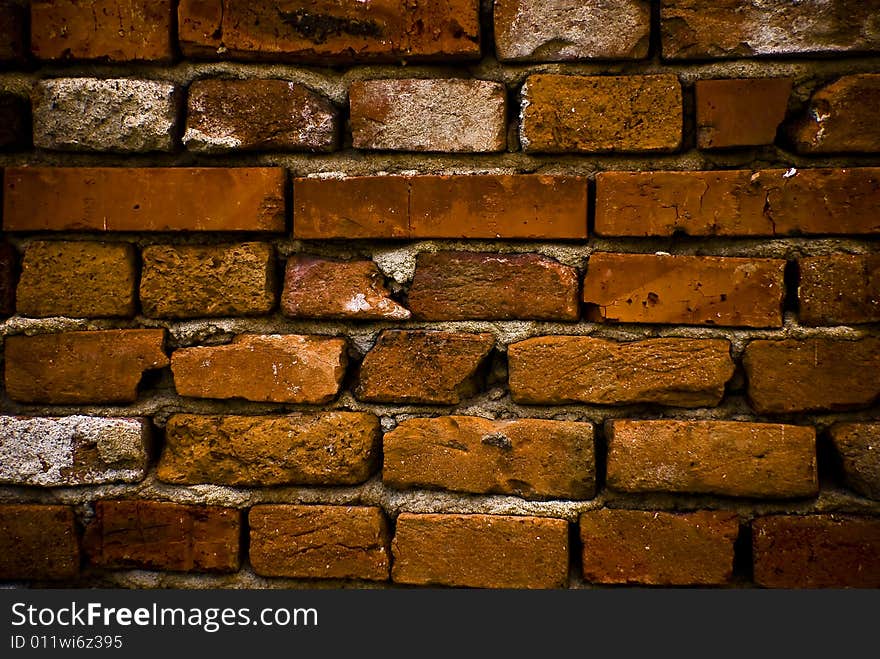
[753,515,880,588]
[0,416,149,487]
[356,330,494,404]
[0,242,15,316]
[249,505,390,581]
[582,253,785,327]
[744,338,880,414]
[494,0,650,62]
[508,337,734,407]
[798,254,880,326]
[580,510,739,585]
[606,420,818,498]
[185,79,338,152]
[0,505,79,580]
[0,93,29,148]
[0,1,26,61]
[383,416,595,500]
[16,241,137,318]
[350,79,506,152]
[392,513,569,588]
[159,413,380,486]
[696,78,792,149]
[31,0,174,61]
[520,74,682,153]
[5,330,168,404]
[84,501,240,573]
[172,334,347,404]
[830,424,880,501]
[408,251,579,321]
[3,167,286,232]
[140,243,276,319]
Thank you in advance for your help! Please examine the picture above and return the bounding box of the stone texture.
[0,416,149,487]
[350,79,506,152]
[606,420,818,498]
[696,78,792,149]
[0,242,15,316]
[185,79,339,152]
[508,336,734,407]
[356,330,494,404]
[159,413,380,486]
[281,255,410,320]
[249,505,390,581]
[520,74,682,153]
[3,167,286,232]
[830,423,880,501]
[580,510,739,586]
[0,1,26,61]
[595,168,880,236]
[0,93,29,149]
[494,0,650,62]
[16,240,137,318]
[392,513,569,588]
[798,254,880,326]
[5,330,168,404]
[84,501,241,573]
[172,334,347,404]
[140,243,276,319]
[0,505,79,580]
[582,252,785,327]
[744,338,880,414]
[383,416,595,500]
[753,515,880,588]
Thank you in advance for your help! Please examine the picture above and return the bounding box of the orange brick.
[798,254,880,326]
[696,78,792,149]
[0,505,79,580]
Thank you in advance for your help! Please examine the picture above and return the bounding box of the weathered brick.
[281,255,410,320]
[178,0,480,62]
[140,243,276,319]
[508,337,733,407]
[350,79,506,152]
[84,501,240,573]
[580,510,739,585]
[172,334,347,404]
[753,515,880,588]
[830,423,880,501]
[383,416,595,500]
[606,420,818,498]
[0,1,26,61]
[408,251,578,321]
[5,330,168,404]
[31,0,173,61]
[0,505,79,580]
[159,413,380,486]
[185,79,338,152]
[744,338,880,414]
[0,242,15,316]
[520,74,682,153]
[582,253,785,327]
[17,241,137,318]
[494,0,650,62]
[356,330,494,404]
[0,93,29,148]
[3,167,286,232]
[798,254,880,326]
[392,513,569,588]
[696,78,792,149]
[249,505,390,581]
[661,0,880,60]
[595,168,880,236]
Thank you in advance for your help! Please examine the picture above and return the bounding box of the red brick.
[798,254,880,326]
[0,1,26,61]
[0,505,79,580]
[0,242,15,316]
[392,513,569,588]
[582,253,785,327]
[696,78,792,149]
[790,74,880,153]
[3,167,286,232]
[830,423,880,501]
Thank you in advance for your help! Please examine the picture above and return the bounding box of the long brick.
[0,1,26,61]
[249,505,390,581]
[3,167,286,232]
[0,242,15,316]
[580,510,739,586]
[383,416,595,500]
[753,515,880,588]
[0,505,79,580]
[83,501,240,573]
[0,93,29,148]
[696,78,792,149]
[5,330,168,404]
[392,513,569,588]
[798,254,880,326]
[744,338,880,414]
[830,423,880,501]
[594,168,880,236]
[159,413,380,486]
[520,74,682,153]
[606,420,818,498]
[582,253,785,327]
[508,336,733,407]
[172,335,347,404]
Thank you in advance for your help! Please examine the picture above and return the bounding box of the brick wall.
[1,0,879,589]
